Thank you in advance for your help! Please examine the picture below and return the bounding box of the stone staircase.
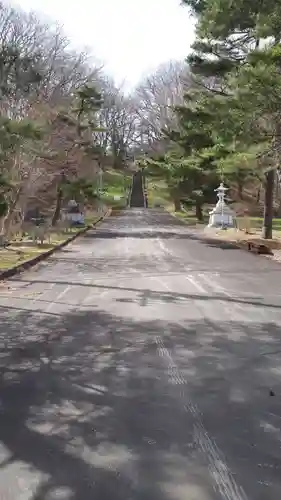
[129,170,147,207]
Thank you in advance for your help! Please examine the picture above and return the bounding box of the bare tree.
[133,60,191,153]
[0,2,106,237]
[0,2,103,118]
[94,78,138,168]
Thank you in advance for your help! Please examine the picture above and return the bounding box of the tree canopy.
[1,0,281,240]
[136,0,281,238]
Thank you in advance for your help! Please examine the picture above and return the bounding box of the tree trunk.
[52,186,63,226]
[256,185,261,204]
[173,196,181,212]
[0,217,5,245]
[277,198,281,217]
[169,185,181,211]
[237,180,243,200]
[195,201,203,221]
[262,169,274,239]
[0,188,21,239]
[275,173,279,198]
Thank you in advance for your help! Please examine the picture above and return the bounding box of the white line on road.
[157,237,209,294]
[0,282,56,318]
[151,245,248,499]
[0,282,56,303]
[157,238,168,254]
[197,272,266,322]
[198,273,233,298]
[81,287,109,305]
[185,275,207,295]
[20,285,73,323]
[43,285,72,314]
[25,285,71,315]
[155,335,248,500]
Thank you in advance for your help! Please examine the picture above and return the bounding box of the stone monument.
[64,200,85,225]
[208,183,235,228]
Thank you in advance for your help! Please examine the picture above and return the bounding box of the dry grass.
[1,228,78,272]
[0,229,77,271]
[205,227,281,250]
[0,208,108,273]
[146,178,172,208]
[0,247,45,270]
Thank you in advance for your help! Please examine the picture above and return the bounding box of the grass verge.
[146,177,171,208]
[100,169,132,209]
[0,211,109,277]
[0,227,81,271]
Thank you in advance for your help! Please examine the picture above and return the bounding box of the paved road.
[0,209,281,500]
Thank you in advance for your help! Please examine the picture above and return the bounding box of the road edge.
[165,208,276,259]
[0,209,111,281]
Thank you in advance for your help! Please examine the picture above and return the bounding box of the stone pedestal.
[207,183,235,228]
[208,202,234,228]
[64,200,85,225]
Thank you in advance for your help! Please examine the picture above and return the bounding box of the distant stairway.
[129,170,147,207]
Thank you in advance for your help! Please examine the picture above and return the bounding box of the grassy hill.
[99,169,132,208]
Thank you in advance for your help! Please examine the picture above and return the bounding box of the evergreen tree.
[181,0,281,238]
[144,90,223,218]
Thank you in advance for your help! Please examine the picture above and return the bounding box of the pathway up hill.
[129,170,146,207]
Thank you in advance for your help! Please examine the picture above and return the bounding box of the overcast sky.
[16,0,195,89]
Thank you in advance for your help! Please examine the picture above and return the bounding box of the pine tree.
[182,0,281,238]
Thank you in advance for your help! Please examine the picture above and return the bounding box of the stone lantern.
[208,183,235,228]
[64,200,85,225]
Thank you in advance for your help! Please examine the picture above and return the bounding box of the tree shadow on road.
[0,305,280,498]
[8,276,281,311]
[0,305,222,500]
[84,229,243,250]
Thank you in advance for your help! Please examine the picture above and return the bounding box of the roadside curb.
[0,209,111,281]
[165,209,274,257]
[193,230,274,256]
[216,238,273,255]
[197,233,274,257]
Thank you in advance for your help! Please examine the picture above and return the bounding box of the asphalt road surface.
[0,208,281,500]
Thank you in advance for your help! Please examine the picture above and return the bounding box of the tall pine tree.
[182,0,281,238]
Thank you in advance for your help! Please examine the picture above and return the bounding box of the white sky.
[16,0,195,90]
